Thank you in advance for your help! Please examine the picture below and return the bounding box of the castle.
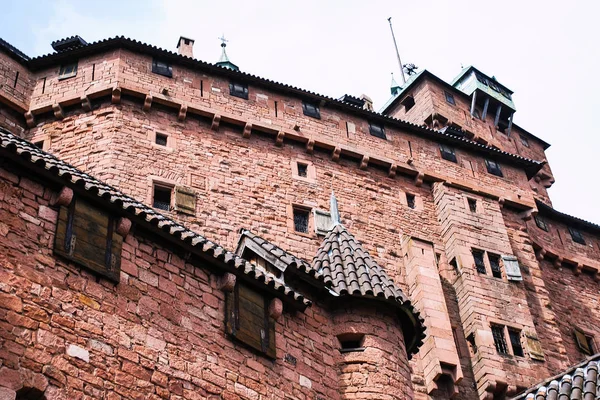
[0,34,598,400]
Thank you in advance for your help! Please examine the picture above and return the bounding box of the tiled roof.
[0,38,30,63]
[0,127,310,308]
[312,224,426,356]
[0,35,545,170]
[513,354,600,399]
[237,229,323,281]
[536,199,600,234]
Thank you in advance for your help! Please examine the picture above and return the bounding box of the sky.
[2,0,599,222]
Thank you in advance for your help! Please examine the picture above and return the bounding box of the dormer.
[452,66,516,136]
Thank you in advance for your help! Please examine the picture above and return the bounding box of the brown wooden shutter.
[574,328,592,355]
[525,332,544,361]
[54,198,122,282]
[224,283,276,358]
[175,186,196,215]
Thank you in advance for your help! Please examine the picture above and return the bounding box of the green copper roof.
[379,69,425,113]
[390,74,402,96]
[215,43,239,71]
[452,66,516,111]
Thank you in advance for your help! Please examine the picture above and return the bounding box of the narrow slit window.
[302,101,320,119]
[152,59,173,78]
[468,198,477,212]
[368,122,386,139]
[153,185,172,211]
[91,63,95,81]
[534,215,548,231]
[440,144,457,163]
[13,71,19,88]
[472,249,486,274]
[569,227,586,245]
[293,207,309,233]
[297,162,308,178]
[229,81,248,99]
[508,329,524,357]
[491,325,508,355]
[406,193,416,209]
[488,253,502,278]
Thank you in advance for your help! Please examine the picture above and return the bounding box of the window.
[302,101,320,119]
[574,328,594,355]
[491,324,509,355]
[54,197,123,282]
[368,122,386,139]
[520,135,530,148]
[534,215,548,232]
[229,82,248,99]
[406,193,416,209]
[400,95,415,111]
[297,162,308,178]
[468,198,477,213]
[485,159,503,177]
[569,227,586,245]
[293,207,309,233]
[508,329,524,357]
[58,62,78,80]
[440,144,457,163]
[472,249,486,274]
[153,185,172,211]
[488,253,502,278]
[338,333,365,353]
[225,283,276,358]
[444,91,456,105]
[155,133,168,146]
[152,59,172,78]
[243,249,282,279]
[33,141,44,149]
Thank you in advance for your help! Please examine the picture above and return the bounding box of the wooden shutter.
[525,332,544,361]
[574,328,592,355]
[313,209,332,236]
[502,255,523,281]
[175,186,196,215]
[225,283,276,358]
[54,198,122,282]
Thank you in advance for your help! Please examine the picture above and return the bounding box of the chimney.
[360,94,373,111]
[177,36,195,58]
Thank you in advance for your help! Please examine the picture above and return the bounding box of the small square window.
[406,193,416,209]
[369,122,386,139]
[508,329,524,357]
[444,91,456,105]
[229,82,248,99]
[569,227,586,245]
[534,215,549,232]
[491,324,508,355]
[58,63,78,80]
[152,59,173,78]
[485,159,503,177]
[153,185,172,211]
[472,249,486,274]
[155,133,168,146]
[520,135,530,148]
[302,101,320,119]
[293,207,310,233]
[338,333,365,353]
[400,95,415,111]
[440,144,457,163]
[468,198,477,213]
[488,253,502,278]
[574,328,594,355]
[297,162,308,178]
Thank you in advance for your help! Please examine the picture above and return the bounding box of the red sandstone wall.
[0,50,33,112]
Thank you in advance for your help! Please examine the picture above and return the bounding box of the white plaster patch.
[67,344,89,362]
[299,375,312,389]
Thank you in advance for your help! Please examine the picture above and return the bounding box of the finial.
[330,191,341,226]
[218,34,228,47]
[390,72,401,96]
[215,34,239,71]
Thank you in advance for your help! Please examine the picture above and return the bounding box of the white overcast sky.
[2,0,600,222]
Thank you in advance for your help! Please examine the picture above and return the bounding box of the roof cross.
[218,34,228,47]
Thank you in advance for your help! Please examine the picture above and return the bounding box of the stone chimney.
[360,94,373,111]
[177,36,195,58]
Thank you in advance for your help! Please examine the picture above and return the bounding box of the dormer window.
[302,101,320,119]
[368,122,386,140]
[229,82,248,99]
[152,59,172,78]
